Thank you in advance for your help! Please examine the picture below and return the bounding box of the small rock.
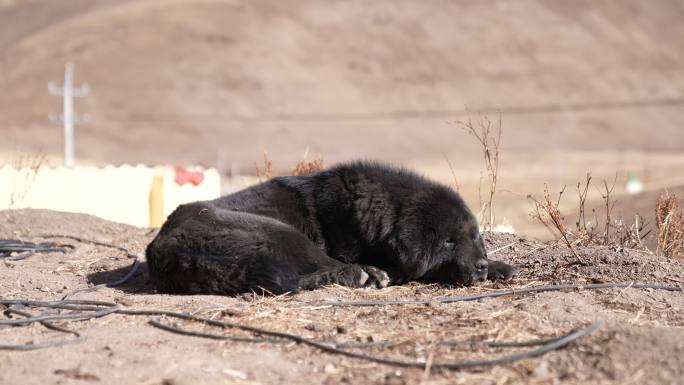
[532,360,550,379]
[384,372,406,385]
[324,363,336,374]
[304,323,319,332]
[222,368,247,380]
[110,360,123,368]
[114,297,133,307]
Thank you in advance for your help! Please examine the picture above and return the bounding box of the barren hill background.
[1,0,683,234]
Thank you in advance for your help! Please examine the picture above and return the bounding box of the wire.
[302,282,683,307]
[34,234,142,299]
[0,239,73,261]
[108,96,684,124]
[0,303,120,326]
[0,307,83,351]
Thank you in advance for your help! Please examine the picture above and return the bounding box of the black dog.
[146,161,517,294]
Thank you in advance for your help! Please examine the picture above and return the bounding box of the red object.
[174,166,205,186]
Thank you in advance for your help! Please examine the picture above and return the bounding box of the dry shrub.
[529,174,650,262]
[254,152,273,181]
[656,191,684,259]
[577,173,648,250]
[573,172,598,243]
[253,152,324,180]
[458,114,502,231]
[291,156,324,176]
[529,184,584,264]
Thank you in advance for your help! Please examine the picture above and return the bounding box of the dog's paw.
[487,260,519,281]
[359,265,390,288]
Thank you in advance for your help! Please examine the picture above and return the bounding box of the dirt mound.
[1,208,683,385]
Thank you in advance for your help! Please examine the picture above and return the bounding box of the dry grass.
[291,155,324,176]
[254,152,325,180]
[166,282,550,368]
[528,184,584,265]
[254,152,274,181]
[442,153,460,192]
[656,191,683,259]
[8,150,45,209]
[457,114,502,231]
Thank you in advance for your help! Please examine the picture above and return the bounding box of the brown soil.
[1,208,683,385]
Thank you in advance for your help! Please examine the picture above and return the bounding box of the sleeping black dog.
[146,161,517,294]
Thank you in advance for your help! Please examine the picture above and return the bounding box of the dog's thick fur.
[146,161,517,295]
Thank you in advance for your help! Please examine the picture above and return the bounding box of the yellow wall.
[0,165,221,227]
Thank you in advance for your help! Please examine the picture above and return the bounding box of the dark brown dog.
[146,161,517,294]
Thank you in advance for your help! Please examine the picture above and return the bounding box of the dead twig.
[529,185,585,265]
[597,174,618,245]
[442,153,460,192]
[457,113,502,230]
[488,242,517,255]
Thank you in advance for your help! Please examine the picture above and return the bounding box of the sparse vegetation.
[573,172,597,243]
[656,191,683,259]
[457,114,502,231]
[597,174,618,245]
[8,150,45,209]
[528,184,584,265]
[254,152,274,181]
[442,153,460,192]
[529,173,653,264]
[254,151,325,180]
[291,155,324,176]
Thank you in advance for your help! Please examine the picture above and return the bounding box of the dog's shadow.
[87,260,156,294]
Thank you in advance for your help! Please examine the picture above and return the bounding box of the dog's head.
[416,189,490,286]
[422,215,489,286]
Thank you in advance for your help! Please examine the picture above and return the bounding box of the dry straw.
[656,191,683,259]
[291,155,324,176]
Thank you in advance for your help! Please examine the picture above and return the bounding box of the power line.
[104,96,684,125]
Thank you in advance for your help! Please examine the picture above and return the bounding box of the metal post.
[49,62,89,168]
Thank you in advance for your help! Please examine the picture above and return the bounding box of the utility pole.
[49,62,89,168]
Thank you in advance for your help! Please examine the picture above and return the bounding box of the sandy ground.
[1,208,683,385]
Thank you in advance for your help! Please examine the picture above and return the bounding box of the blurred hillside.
[1,0,683,168]
[1,0,683,237]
